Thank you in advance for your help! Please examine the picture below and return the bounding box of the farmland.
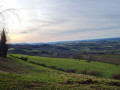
[0,0,120,89]
[0,37,120,89]
[10,54,120,78]
[8,37,120,64]
[0,56,120,89]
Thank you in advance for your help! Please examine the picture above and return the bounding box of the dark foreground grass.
[1,73,120,90]
[0,73,30,90]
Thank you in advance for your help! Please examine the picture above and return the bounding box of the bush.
[80,79,98,84]
[40,63,46,67]
[35,63,41,65]
[88,70,101,76]
[9,55,28,61]
[29,61,36,64]
[10,54,12,56]
[23,57,28,61]
[86,55,94,63]
[80,69,88,74]
[48,66,56,69]
[56,68,64,71]
[20,57,28,61]
[29,61,46,67]
[65,69,77,73]
[66,79,74,84]
[112,73,120,80]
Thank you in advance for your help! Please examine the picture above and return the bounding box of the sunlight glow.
[1,0,120,43]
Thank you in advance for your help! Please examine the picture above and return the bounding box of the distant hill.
[8,37,120,64]
[11,37,120,45]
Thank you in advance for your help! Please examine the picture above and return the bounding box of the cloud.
[51,25,120,37]
[3,0,120,43]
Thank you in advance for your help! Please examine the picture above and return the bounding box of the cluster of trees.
[73,54,94,63]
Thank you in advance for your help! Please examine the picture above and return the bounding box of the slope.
[0,56,120,90]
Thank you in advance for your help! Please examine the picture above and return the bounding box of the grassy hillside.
[11,54,120,78]
[0,56,120,89]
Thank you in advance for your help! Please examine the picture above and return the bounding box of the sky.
[0,0,120,43]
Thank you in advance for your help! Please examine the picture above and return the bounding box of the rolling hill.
[8,37,120,64]
[0,55,120,89]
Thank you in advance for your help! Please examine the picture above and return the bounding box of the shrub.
[48,66,56,69]
[80,69,88,74]
[86,55,94,63]
[73,54,83,60]
[88,70,101,76]
[40,63,46,67]
[108,81,120,86]
[29,61,36,64]
[65,69,77,73]
[56,68,64,71]
[20,57,28,61]
[29,61,46,67]
[35,63,41,65]
[112,73,120,80]
[66,79,74,84]
[10,54,14,57]
[14,56,18,58]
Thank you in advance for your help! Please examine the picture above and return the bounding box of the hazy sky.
[1,0,120,43]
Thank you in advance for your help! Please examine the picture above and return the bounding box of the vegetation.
[10,54,120,78]
[112,73,120,80]
[0,2,119,89]
[0,56,119,89]
[0,30,119,89]
[0,29,8,57]
[8,37,120,64]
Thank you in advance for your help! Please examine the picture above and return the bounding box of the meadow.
[11,54,120,78]
[0,55,119,90]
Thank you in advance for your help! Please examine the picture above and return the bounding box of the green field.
[11,54,120,78]
[0,55,119,89]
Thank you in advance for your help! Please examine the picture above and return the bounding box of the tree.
[73,54,83,61]
[0,7,18,57]
[87,55,94,63]
[0,9,9,57]
[0,28,8,57]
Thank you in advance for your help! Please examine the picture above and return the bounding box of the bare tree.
[0,8,19,57]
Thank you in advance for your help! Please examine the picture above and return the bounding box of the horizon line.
[10,37,120,44]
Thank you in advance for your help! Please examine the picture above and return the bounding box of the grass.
[0,73,30,90]
[11,54,120,78]
[0,55,119,89]
[23,49,39,53]
[8,48,14,50]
